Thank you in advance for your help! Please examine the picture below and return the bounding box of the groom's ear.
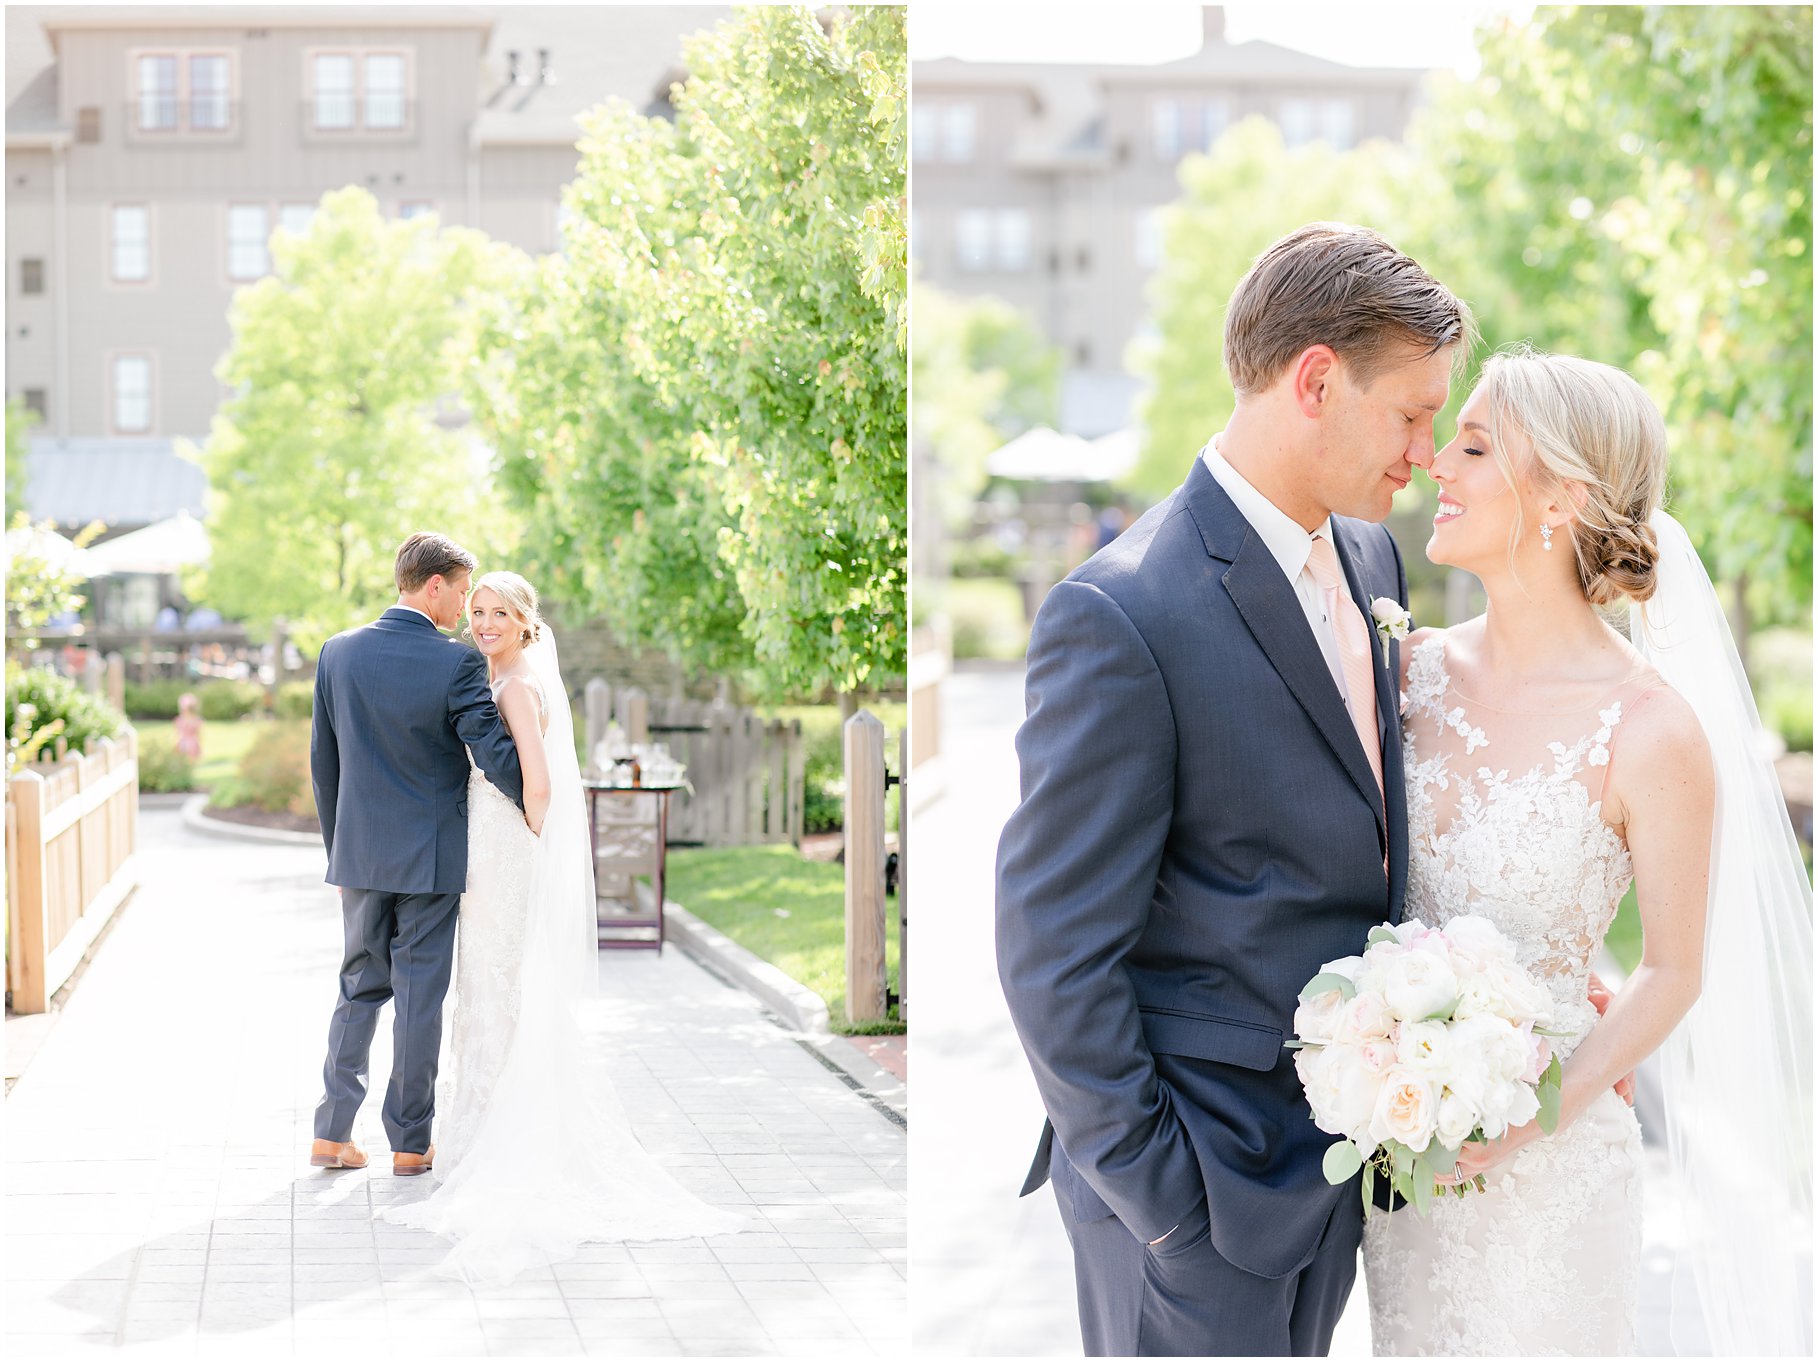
[1289,344,1341,419]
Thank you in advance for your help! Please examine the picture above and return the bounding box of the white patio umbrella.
[985,425,1138,483]
[83,513,210,577]
[6,522,98,577]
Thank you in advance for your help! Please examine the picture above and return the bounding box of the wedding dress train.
[380,636,746,1284]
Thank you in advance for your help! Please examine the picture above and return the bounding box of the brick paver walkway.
[5,806,906,1358]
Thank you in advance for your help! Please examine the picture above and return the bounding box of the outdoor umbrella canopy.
[984,426,1138,483]
[5,522,98,577]
[83,514,210,577]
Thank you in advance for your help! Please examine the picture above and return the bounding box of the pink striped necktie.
[1306,532,1385,804]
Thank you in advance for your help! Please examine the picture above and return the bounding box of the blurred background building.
[5,4,728,628]
[913,6,1422,437]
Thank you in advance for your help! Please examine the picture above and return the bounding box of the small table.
[581,781,684,952]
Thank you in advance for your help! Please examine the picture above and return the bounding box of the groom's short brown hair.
[394,531,476,593]
[1224,223,1475,396]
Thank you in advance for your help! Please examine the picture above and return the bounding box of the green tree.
[6,397,35,520]
[911,281,1063,539]
[472,6,907,699]
[197,188,523,654]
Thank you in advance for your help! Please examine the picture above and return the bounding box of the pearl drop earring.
[1540,524,1554,552]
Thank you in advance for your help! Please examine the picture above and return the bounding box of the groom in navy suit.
[308,531,525,1176]
[997,225,1475,1356]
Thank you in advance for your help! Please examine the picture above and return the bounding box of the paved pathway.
[910,668,1725,1356]
[5,807,906,1358]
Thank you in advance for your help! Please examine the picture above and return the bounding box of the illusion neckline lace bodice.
[1399,630,1665,1058]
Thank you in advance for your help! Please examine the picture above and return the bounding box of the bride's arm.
[1455,686,1714,1179]
[496,680,552,837]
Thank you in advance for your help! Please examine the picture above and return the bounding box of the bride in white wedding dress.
[380,571,745,1283]
[1362,349,1811,1355]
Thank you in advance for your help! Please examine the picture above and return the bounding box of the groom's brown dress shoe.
[393,1146,435,1177]
[309,1138,368,1169]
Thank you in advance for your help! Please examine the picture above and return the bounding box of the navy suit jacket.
[310,607,525,895]
[996,456,1410,1280]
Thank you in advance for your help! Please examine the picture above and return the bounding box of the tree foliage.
[1137,6,1812,623]
[911,280,1063,540]
[197,188,523,654]
[473,6,907,699]
[6,398,34,520]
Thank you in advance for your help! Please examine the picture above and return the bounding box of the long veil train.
[382,629,746,1284]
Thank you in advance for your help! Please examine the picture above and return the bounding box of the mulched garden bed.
[202,805,321,836]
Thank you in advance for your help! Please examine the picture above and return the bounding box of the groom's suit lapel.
[1185,461,1387,839]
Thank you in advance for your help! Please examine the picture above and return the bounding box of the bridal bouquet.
[1290,916,1563,1216]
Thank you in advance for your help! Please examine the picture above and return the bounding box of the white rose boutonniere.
[1370,598,1411,660]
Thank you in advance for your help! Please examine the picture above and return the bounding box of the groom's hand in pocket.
[1586,971,1635,1106]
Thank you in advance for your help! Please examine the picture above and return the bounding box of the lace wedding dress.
[380,642,745,1283]
[1361,631,1663,1355]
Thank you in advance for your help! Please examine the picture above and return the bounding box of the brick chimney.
[1202,6,1227,48]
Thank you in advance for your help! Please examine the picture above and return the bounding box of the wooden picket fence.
[581,681,805,847]
[6,730,140,1014]
[843,712,907,1025]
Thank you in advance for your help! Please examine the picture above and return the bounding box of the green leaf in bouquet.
[1545,1052,1563,1085]
[1299,973,1357,1003]
[1426,1142,1460,1177]
[1390,1142,1416,1179]
[1536,1078,1562,1134]
[1322,1139,1364,1185]
[1362,1158,1377,1214]
[1410,1163,1433,1216]
[1368,925,1400,947]
[1421,1000,1459,1022]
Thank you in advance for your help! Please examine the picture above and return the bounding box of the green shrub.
[5,665,124,760]
[945,577,1029,661]
[123,678,192,720]
[198,681,264,722]
[764,702,908,835]
[212,721,314,817]
[1754,627,1813,754]
[274,680,314,720]
[948,536,1019,580]
[136,732,199,792]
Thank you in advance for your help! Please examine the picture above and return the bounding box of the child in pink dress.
[174,693,203,761]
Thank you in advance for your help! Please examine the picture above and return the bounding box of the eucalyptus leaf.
[1299,973,1358,1003]
[1322,1139,1364,1185]
[1536,1079,1562,1134]
[1368,925,1400,947]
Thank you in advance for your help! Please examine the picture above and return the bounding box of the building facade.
[911,7,1428,435]
[5,4,729,529]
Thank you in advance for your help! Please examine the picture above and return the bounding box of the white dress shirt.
[1199,436,1350,703]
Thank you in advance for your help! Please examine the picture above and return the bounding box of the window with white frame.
[1152,99,1181,159]
[364,53,407,130]
[942,104,976,163]
[312,54,356,130]
[113,355,152,433]
[279,204,316,237]
[188,54,230,130]
[227,204,270,280]
[955,210,992,272]
[1135,207,1165,270]
[995,209,1032,271]
[1201,97,1232,151]
[112,205,150,282]
[912,104,938,161]
[136,55,179,130]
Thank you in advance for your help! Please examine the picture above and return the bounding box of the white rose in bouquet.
[1369,1067,1439,1153]
[1394,1019,1452,1077]
[1296,1044,1382,1144]
[1482,958,1555,1027]
[1373,948,1460,1023]
[1358,1037,1399,1075]
[1332,991,1395,1046]
[1293,986,1348,1047]
[1441,914,1514,969]
[1434,1085,1479,1151]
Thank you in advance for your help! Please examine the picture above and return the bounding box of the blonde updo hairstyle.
[1475,345,1668,607]
[465,570,544,648]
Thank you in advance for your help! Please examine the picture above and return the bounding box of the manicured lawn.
[134,718,261,788]
[666,843,905,1035]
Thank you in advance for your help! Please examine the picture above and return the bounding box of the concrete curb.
[663,899,831,1034]
[179,794,324,847]
[661,899,908,1123]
